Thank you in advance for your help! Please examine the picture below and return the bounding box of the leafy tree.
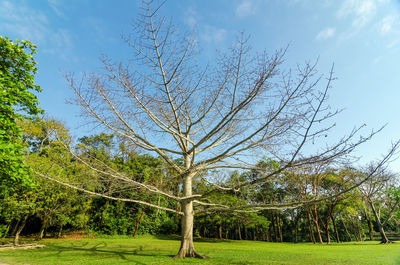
[2,117,90,244]
[0,36,42,195]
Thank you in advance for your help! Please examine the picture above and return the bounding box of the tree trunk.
[218,223,222,240]
[325,200,339,244]
[378,225,390,243]
[307,210,316,244]
[237,221,242,240]
[325,219,330,244]
[367,218,374,241]
[14,214,28,246]
[342,220,352,241]
[57,225,63,238]
[363,209,374,241]
[255,225,260,241]
[356,220,363,241]
[10,219,20,236]
[37,218,48,240]
[369,200,391,243]
[133,208,144,238]
[174,170,208,259]
[312,204,323,244]
[294,214,299,243]
[272,214,278,242]
[331,216,340,243]
[308,206,323,243]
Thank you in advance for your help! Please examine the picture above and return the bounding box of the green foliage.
[0,36,42,195]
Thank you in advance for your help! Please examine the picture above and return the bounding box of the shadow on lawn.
[49,242,173,264]
[154,234,233,243]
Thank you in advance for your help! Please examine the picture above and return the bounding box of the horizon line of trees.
[1,117,399,245]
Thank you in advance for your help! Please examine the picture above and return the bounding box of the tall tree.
[35,1,398,258]
[357,166,400,243]
[0,36,42,195]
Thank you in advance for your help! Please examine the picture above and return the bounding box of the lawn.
[1,236,400,264]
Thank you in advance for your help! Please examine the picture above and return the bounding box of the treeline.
[1,117,399,244]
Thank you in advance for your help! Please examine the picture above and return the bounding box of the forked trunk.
[14,214,29,246]
[369,200,391,243]
[37,218,48,240]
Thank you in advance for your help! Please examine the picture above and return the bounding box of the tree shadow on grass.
[154,234,233,243]
[48,242,172,264]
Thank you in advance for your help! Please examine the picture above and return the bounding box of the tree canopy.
[0,36,43,195]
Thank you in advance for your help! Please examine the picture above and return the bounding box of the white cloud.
[0,1,49,43]
[48,0,65,18]
[184,7,197,29]
[387,39,400,49]
[201,26,227,43]
[377,15,400,48]
[337,0,376,28]
[235,0,256,18]
[380,15,397,35]
[316,27,336,40]
[0,1,74,60]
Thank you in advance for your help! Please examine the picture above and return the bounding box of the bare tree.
[35,0,398,258]
[357,165,400,243]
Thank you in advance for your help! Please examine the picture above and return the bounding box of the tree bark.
[363,209,374,241]
[325,219,330,244]
[57,225,63,238]
[10,219,20,236]
[237,221,242,240]
[218,223,222,240]
[277,216,283,242]
[307,210,316,244]
[37,218,48,240]
[369,200,391,243]
[14,214,29,246]
[133,208,144,238]
[308,206,323,243]
[312,204,323,244]
[174,170,208,259]
[342,220,352,241]
[324,200,339,244]
[367,217,374,241]
[331,216,340,243]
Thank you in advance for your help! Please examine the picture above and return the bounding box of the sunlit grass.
[1,236,399,264]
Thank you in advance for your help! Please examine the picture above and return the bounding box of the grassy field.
[1,236,400,264]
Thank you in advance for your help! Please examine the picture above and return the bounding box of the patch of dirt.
[61,231,94,239]
[0,243,45,251]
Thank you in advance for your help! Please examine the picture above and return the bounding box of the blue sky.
[1,0,400,170]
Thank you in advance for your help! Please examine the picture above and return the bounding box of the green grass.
[1,236,400,264]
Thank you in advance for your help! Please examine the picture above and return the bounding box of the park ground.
[1,235,400,264]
